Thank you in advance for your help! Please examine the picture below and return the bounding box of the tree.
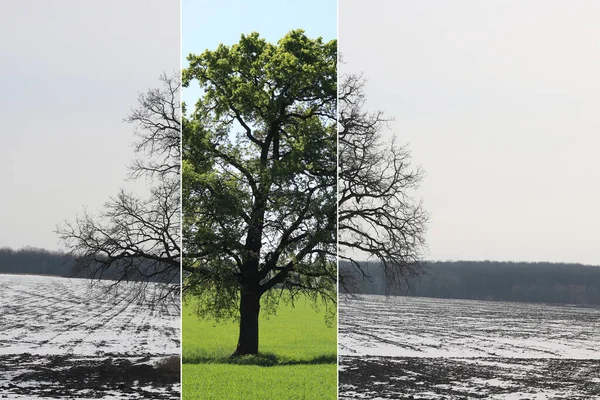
[57,73,181,304]
[183,30,337,356]
[338,73,428,292]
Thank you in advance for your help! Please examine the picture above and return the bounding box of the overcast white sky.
[340,1,600,265]
[0,0,179,251]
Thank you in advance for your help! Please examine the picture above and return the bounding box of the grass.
[182,296,337,399]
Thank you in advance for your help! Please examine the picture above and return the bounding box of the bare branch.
[57,73,181,306]
[338,73,428,293]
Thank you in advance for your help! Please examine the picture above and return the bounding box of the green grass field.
[182,296,337,399]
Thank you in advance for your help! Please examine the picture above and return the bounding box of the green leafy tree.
[183,30,337,356]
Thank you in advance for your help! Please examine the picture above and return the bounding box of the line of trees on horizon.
[0,247,178,284]
[340,260,600,306]
[0,247,75,277]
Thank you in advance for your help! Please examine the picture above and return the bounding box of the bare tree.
[126,73,181,181]
[338,73,428,292]
[57,73,181,304]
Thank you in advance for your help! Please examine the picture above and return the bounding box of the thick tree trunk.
[232,290,261,356]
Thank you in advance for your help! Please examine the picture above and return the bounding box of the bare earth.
[0,274,180,399]
[339,295,600,399]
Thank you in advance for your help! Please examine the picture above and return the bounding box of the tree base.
[230,350,259,358]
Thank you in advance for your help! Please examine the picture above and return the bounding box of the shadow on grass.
[183,352,337,367]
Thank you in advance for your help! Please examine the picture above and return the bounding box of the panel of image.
[338,1,600,399]
[0,1,181,398]
[180,1,337,399]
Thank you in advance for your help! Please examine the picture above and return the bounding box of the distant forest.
[0,247,178,283]
[340,260,600,306]
[0,247,76,277]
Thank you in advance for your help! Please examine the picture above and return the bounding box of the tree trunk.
[232,290,261,356]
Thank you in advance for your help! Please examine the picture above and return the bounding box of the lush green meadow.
[182,297,337,399]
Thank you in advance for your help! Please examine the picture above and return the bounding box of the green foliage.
[181,298,336,399]
[182,30,337,323]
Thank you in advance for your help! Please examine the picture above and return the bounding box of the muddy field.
[0,274,180,399]
[339,295,600,399]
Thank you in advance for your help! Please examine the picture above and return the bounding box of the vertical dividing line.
[179,0,184,393]
[335,0,340,398]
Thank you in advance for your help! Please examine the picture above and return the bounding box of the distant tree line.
[340,260,600,306]
[0,247,75,277]
[0,247,177,283]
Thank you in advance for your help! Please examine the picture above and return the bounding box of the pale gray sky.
[340,1,600,265]
[1,0,179,251]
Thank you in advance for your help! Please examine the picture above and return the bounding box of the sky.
[340,1,600,265]
[0,0,180,251]
[182,0,337,109]
[7,1,595,266]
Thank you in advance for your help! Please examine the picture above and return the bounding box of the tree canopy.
[183,30,337,355]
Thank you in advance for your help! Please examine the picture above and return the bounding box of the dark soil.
[0,353,180,399]
[339,356,600,399]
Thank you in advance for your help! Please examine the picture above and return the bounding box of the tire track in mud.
[44,289,155,354]
[72,300,149,354]
[343,319,508,357]
[340,295,600,399]
[340,295,600,358]
[0,280,94,347]
[37,288,136,346]
[0,279,94,331]
[0,274,181,399]
[0,274,180,357]
[68,289,179,354]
